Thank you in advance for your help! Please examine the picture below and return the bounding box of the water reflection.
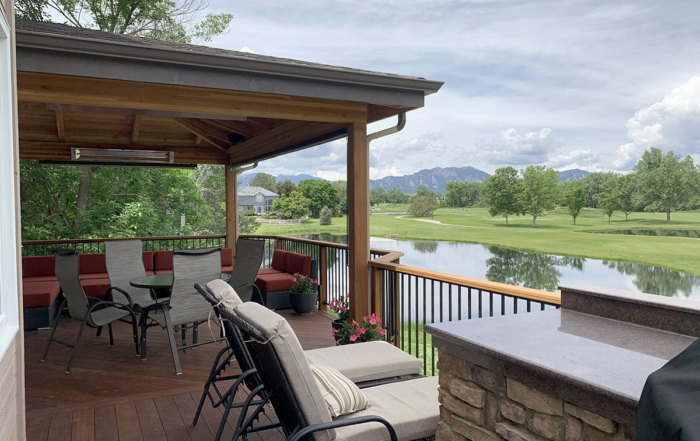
[485,247,583,292]
[591,229,700,239]
[603,260,700,298]
[412,241,439,254]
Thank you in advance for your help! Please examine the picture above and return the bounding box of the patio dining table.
[130,272,230,290]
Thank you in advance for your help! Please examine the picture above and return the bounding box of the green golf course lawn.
[256,205,700,276]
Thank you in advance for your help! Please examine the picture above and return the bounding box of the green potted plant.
[328,296,349,335]
[334,314,386,345]
[289,273,318,315]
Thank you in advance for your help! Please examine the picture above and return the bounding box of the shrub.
[243,209,255,217]
[408,195,438,217]
[319,206,332,225]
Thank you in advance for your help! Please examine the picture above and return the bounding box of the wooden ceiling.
[17,72,412,166]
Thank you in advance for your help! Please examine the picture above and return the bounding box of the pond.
[295,233,700,300]
[589,229,700,239]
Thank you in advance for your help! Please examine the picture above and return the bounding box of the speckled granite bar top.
[426,309,695,407]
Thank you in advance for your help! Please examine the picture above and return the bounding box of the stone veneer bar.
[425,285,699,441]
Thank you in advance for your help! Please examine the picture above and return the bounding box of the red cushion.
[286,252,312,277]
[143,251,154,272]
[257,268,281,276]
[24,276,58,283]
[255,273,295,292]
[146,270,155,276]
[154,250,173,271]
[22,281,61,308]
[271,250,289,272]
[79,253,107,274]
[22,256,55,278]
[155,269,173,275]
[79,273,109,280]
[80,279,110,298]
[222,266,233,275]
[221,248,233,267]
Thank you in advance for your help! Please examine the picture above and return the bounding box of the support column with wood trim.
[225,162,238,263]
[347,122,370,321]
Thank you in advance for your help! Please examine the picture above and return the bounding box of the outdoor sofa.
[255,249,317,309]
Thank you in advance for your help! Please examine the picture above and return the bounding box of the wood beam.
[225,162,238,263]
[347,121,370,322]
[172,118,229,151]
[131,115,142,143]
[18,141,227,164]
[18,72,368,123]
[227,120,346,165]
[194,136,203,146]
[55,110,65,140]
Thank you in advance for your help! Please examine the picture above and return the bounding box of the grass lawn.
[255,205,700,276]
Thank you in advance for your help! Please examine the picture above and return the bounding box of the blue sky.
[204,0,700,179]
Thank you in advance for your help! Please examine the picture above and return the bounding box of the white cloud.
[316,170,346,181]
[238,46,255,53]
[614,75,700,169]
[471,128,566,166]
[370,166,401,180]
[547,149,600,170]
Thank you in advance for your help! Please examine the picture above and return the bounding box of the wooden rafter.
[131,115,142,143]
[55,110,65,140]
[18,72,368,123]
[172,118,229,152]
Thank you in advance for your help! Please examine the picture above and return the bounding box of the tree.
[319,206,332,225]
[385,188,408,205]
[271,191,310,219]
[414,184,434,198]
[408,195,438,217]
[370,187,386,206]
[250,173,277,192]
[616,174,636,221]
[445,181,483,207]
[564,188,585,225]
[238,213,259,234]
[340,197,348,214]
[297,179,339,215]
[332,181,347,204]
[634,148,699,223]
[520,165,559,227]
[599,182,620,224]
[581,172,618,208]
[274,179,296,197]
[16,0,233,44]
[484,166,522,226]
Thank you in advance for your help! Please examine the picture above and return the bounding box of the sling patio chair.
[228,238,265,305]
[105,239,158,310]
[42,249,140,373]
[140,247,225,374]
[229,301,440,441]
[193,281,430,441]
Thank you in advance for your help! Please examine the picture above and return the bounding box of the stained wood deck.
[24,310,337,441]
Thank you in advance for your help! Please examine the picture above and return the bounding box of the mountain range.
[240,167,590,193]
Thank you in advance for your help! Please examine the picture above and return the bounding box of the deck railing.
[22,234,561,375]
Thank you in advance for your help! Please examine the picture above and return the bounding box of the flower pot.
[332,319,343,333]
[289,290,317,315]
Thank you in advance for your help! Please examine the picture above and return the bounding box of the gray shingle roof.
[16,19,429,83]
[238,186,278,197]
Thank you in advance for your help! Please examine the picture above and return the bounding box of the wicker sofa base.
[261,290,291,310]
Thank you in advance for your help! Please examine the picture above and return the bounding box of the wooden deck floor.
[24,310,337,441]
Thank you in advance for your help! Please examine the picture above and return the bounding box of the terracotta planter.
[289,289,317,315]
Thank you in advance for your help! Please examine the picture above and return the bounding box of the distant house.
[238,186,279,214]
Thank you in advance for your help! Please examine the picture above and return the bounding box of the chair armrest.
[235,282,265,307]
[105,286,135,309]
[86,300,135,316]
[287,415,398,441]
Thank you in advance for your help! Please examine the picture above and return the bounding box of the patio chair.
[194,282,429,440]
[140,247,225,374]
[230,301,440,441]
[105,239,157,309]
[228,238,265,305]
[41,250,139,373]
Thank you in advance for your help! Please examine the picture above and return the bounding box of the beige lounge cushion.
[234,302,335,441]
[305,341,422,383]
[206,279,241,310]
[333,376,440,441]
[311,364,370,417]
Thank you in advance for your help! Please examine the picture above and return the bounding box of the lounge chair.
[41,250,139,373]
[194,282,434,441]
[230,301,440,441]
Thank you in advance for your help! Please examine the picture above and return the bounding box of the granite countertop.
[426,309,696,406]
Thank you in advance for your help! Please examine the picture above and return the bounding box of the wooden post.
[371,266,383,320]
[347,122,369,322]
[319,246,328,311]
[225,162,238,264]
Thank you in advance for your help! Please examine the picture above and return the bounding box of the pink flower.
[369,317,377,325]
[332,328,337,335]
[340,306,347,312]
[349,334,358,342]
[300,275,306,280]
[351,320,358,327]
[379,328,386,337]
[359,327,366,335]
[377,317,382,323]
[362,316,368,322]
